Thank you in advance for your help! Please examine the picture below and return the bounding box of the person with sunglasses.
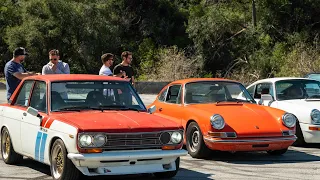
[42,49,70,99]
[42,49,70,75]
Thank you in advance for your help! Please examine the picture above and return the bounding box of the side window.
[14,81,34,106]
[30,81,47,112]
[254,83,272,99]
[247,85,255,97]
[165,85,182,104]
[158,88,168,102]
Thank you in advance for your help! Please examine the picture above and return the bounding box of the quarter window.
[254,83,273,99]
[165,85,182,104]
[30,81,47,112]
[158,88,168,102]
[14,81,34,107]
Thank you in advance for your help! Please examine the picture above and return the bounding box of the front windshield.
[50,81,146,112]
[184,81,255,104]
[276,79,320,100]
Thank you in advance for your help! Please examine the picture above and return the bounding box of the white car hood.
[275,99,320,123]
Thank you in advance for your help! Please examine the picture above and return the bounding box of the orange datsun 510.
[148,78,297,158]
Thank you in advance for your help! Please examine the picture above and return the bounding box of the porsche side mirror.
[148,105,156,114]
[259,94,274,105]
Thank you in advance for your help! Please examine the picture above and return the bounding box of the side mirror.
[148,105,156,114]
[258,94,274,105]
[27,107,39,117]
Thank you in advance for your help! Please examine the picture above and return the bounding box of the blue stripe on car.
[39,133,48,162]
[34,131,42,160]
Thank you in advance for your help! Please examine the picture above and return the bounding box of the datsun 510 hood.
[52,111,182,132]
[186,102,287,138]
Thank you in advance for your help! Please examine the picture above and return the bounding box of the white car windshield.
[276,79,320,100]
[184,81,255,104]
[50,81,146,112]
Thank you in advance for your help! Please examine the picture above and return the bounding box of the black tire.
[186,122,211,158]
[1,127,23,164]
[293,122,306,146]
[267,148,288,155]
[154,157,180,178]
[50,139,80,180]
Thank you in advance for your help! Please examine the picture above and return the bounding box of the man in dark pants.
[4,47,39,102]
[113,51,135,86]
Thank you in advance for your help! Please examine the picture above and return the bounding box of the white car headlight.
[171,131,182,144]
[282,113,296,128]
[93,134,106,147]
[210,114,225,130]
[79,134,92,147]
[311,109,320,124]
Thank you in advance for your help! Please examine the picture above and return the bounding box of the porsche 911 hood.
[53,111,181,132]
[189,103,283,137]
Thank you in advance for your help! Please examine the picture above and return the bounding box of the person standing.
[99,53,125,77]
[113,51,135,86]
[4,47,38,102]
[42,49,70,74]
[42,49,70,99]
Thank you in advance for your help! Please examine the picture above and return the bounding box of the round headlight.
[311,109,320,124]
[79,134,92,147]
[210,114,225,130]
[93,134,106,147]
[171,131,182,144]
[160,132,171,144]
[282,113,296,128]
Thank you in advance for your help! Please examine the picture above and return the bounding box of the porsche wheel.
[267,148,288,155]
[50,139,80,180]
[293,122,306,146]
[1,127,23,164]
[154,157,180,178]
[186,122,211,158]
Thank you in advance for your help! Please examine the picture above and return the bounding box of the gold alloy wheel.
[1,130,10,160]
[51,144,64,179]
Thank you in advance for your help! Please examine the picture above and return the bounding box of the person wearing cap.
[4,47,38,101]
[42,49,70,99]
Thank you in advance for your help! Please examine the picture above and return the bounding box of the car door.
[153,84,183,125]
[20,81,48,160]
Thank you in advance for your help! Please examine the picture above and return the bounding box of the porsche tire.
[1,127,23,164]
[293,122,306,146]
[186,122,211,158]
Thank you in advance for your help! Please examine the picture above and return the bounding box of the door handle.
[159,108,163,112]
[23,112,27,116]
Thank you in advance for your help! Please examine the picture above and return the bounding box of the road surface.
[0,90,320,180]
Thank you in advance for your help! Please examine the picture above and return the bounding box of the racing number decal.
[34,131,48,162]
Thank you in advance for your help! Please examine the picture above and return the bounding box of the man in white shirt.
[99,53,125,77]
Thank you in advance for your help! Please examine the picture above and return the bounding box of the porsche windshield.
[184,81,255,104]
[50,81,146,112]
[276,79,320,100]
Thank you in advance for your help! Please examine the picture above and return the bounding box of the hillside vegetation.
[1,0,320,84]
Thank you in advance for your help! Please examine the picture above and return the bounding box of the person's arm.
[13,72,35,80]
[131,76,135,85]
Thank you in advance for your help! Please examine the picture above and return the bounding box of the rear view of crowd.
[4,47,135,102]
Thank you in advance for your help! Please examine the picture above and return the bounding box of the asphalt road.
[0,91,320,180]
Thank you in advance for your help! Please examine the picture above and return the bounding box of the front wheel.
[1,127,23,164]
[267,148,288,155]
[50,139,80,180]
[153,157,180,178]
[186,122,211,158]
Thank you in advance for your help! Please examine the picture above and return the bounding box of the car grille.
[102,132,163,151]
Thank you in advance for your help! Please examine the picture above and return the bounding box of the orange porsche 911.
[148,78,297,158]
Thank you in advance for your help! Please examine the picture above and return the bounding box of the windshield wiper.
[97,105,142,112]
[53,106,101,112]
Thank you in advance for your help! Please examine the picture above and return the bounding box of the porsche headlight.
[311,109,320,124]
[282,113,296,128]
[210,114,225,130]
[171,131,183,144]
[93,134,106,147]
[79,134,92,147]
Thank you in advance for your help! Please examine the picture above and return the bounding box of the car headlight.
[93,134,106,147]
[79,134,92,147]
[311,109,320,124]
[282,113,296,128]
[171,131,182,144]
[210,114,225,130]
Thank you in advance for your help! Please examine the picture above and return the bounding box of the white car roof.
[250,77,311,85]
